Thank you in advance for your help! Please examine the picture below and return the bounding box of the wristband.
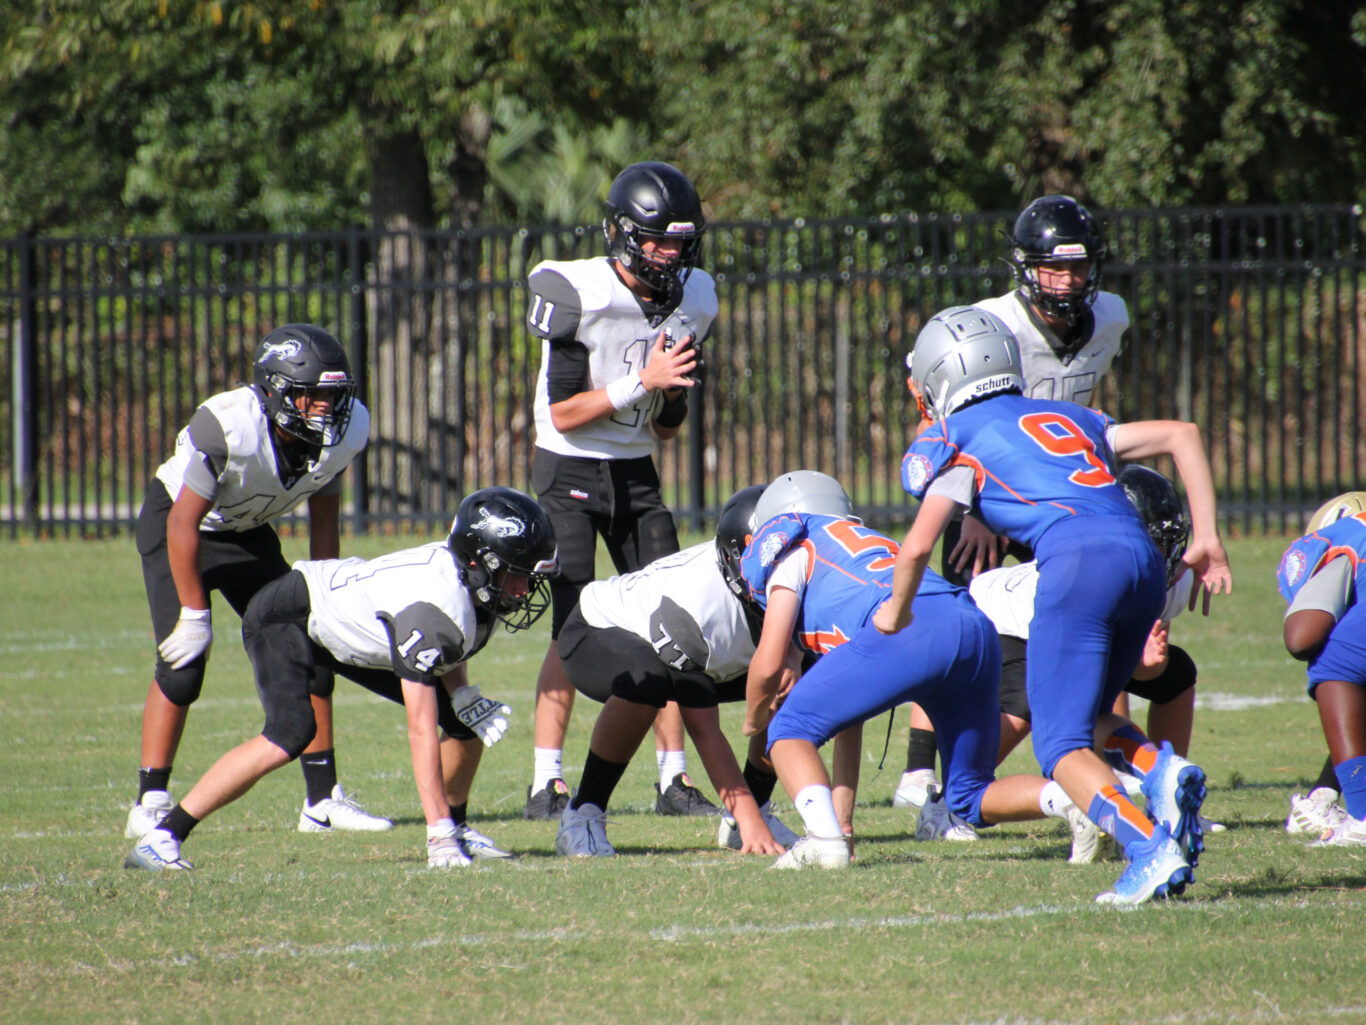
[179,607,211,623]
[606,373,646,411]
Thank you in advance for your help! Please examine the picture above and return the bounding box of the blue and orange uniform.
[738,512,1003,826]
[1279,513,1366,694]
[902,393,1166,790]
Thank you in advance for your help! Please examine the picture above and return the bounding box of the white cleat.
[892,768,939,810]
[771,835,850,870]
[1065,804,1116,864]
[455,823,513,859]
[718,802,802,850]
[1309,813,1366,848]
[298,784,393,833]
[914,785,979,842]
[124,828,193,871]
[1286,788,1346,836]
[125,790,174,839]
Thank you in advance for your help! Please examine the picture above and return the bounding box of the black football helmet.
[448,487,559,632]
[715,485,766,600]
[252,324,357,448]
[1118,465,1189,583]
[1007,195,1108,325]
[602,161,705,312]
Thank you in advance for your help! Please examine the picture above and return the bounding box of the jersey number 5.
[1018,412,1114,487]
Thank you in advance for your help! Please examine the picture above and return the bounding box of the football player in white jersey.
[898,196,1131,807]
[125,488,558,871]
[127,325,391,840]
[523,161,721,821]
[554,487,798,858]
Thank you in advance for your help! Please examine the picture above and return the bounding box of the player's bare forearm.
[401,678,451,826]
[307,491,342,560]
[166,490,214,610]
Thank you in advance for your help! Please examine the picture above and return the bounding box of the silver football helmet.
[752,470,856,527]
[906,306,1024,419]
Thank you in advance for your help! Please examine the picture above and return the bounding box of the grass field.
[4,531,1366,1025]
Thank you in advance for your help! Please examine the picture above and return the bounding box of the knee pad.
[155,663,207,707]
[262,708,318,760]
[1126,644,1197,705]
[996,636,1031,721]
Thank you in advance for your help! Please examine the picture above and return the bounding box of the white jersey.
[969,560,1192,641]
[155,386,369,532]
[577,541,755,682]
[975,290,1129,406]
[294,541,489,680]
[528,257,718,460]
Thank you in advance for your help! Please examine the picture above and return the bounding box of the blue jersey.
[901,393,1139,549]
[1278,513,1366,604]
[739,512,959,657]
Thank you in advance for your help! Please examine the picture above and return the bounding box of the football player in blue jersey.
[737,471,1066,869]
[1278,493,1366,846]
[878,305,1232,904]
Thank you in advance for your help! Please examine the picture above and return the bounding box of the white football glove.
[426,818,472,868]
[450,685,512,747]
[158,607,212,669]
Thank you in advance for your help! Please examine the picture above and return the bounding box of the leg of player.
[830,723,862,839]
[768,738,851,869]
[296,690,393,834]
[438,735,508,859]
[894,702,940,810]
[653,700,719,816]
[127,683,188,838]
[526,641,575,819]
[556,696,657,858]
[1310,679,1366,845]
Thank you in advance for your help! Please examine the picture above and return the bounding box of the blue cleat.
[1140,741,1207,868]
[555,802,616,858]
[1095,825,1192,906]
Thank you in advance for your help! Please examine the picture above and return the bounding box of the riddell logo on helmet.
[1050,243,1088,258]
[319,371,349,384]
[665,221,696,234]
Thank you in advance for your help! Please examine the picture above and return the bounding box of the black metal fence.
[3,203,1363,539]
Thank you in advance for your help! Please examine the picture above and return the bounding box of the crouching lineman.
[555,486,799,857]
[1278,492,1366,847]
[125,488,558,871]
[738,471,1057,869]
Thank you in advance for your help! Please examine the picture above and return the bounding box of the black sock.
[450,802,468,826]
[138,767,172,798]
[572,750,629,811]
[905,728,938,774]
[159,804,199,843]
[299,749,338,805]
[1314,755,1340,793]
[743,760,779,807]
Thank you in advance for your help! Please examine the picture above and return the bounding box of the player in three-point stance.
[554,486,798,858]
[128,324,389,840]
[879,305,1232,904]
[736,471,1063,869]
[1278,493,1366,847]
[125,488,557,870]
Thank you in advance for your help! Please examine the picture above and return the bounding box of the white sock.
[532,748,563,791]
[658,749,687,790]
[793,784,842,837]
[1039,780,1071,819]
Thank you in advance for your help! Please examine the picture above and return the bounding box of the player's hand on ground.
[1183,537,1233,614]
[739,830,787,856]
[640,330,697,393]
[451,686,512,746]
[158,606,212,668]
[950,516,1007,578]
[872,598,911,635]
